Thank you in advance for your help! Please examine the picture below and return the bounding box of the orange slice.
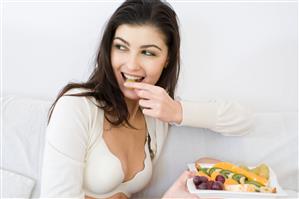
[213,162,268,186]
[224,178,239,185]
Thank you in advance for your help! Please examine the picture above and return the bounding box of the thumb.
[177,170,193,188]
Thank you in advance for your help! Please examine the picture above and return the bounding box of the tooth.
[126,79,136,83]
[124,74,142,80]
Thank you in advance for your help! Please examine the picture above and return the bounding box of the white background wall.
[3,0,298,112]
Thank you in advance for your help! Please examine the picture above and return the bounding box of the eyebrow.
[114,36,162,51]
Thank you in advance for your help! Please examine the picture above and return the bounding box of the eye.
[142,50,156,56]
[114,44,127,51]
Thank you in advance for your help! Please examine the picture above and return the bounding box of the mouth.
[121,72,145,83]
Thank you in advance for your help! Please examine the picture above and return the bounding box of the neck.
[125,98,141,121]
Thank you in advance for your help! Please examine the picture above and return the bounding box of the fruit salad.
[193,162,277,193]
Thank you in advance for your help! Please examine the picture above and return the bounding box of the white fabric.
[1,168,35,198]
[179,99,253,135]
[40,88,252,198]
[2,94,297,199]
[83,135,152,198]
[1,95,51,198]
[40,89,157,198]
[41,91,153,198]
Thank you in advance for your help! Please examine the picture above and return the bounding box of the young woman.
[40,0,252,198]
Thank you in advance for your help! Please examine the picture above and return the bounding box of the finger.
[189,171,197,177]
[139,99,154,109]
[135,89,155,100]
[179,170,194,179]
[181,170,191,179]
[124,82,159,92]
[186,170,197,178]
[142,108,158,118]
[178,171,191,184]
[178,172,195,193]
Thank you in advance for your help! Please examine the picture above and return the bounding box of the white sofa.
[2,95,298,198]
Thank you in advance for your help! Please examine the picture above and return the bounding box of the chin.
[122,89,140,100]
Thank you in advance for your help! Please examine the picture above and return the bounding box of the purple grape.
[193,176,208,186]
[207,180,214,189]
[197,182,209,190]
[215,175,225,184]
[211,181,224,190]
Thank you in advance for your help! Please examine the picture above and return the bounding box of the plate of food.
[187,161,287,198]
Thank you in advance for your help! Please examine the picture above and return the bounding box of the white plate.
[187,163,288,198]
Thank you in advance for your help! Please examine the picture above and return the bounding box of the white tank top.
[83,132,152,198]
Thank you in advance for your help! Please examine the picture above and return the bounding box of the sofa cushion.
[2,96,51,198]
[1,168,35,198]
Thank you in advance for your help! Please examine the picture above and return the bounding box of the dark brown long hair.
[48,0,181,127]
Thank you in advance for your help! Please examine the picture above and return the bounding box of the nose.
[127,53,141,71]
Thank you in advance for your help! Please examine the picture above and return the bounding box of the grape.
[197,182,209,190]
[207,180,214,189]
[211,181,224,190]
[193,176,201,186]
[215,175,225,184]
[193,176,208,186]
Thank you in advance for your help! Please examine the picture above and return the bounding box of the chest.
[83,116,152,197]
[103,125,147,164]
[102,117,147,178]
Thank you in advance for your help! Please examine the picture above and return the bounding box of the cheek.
[111,51,122,70]
[111,51,126,82]
[144,60,165,83]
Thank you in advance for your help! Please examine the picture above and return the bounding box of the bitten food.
[193,162,276,193]
[125,79,136,90]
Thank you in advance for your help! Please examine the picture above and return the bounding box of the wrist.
[173,100,182,124]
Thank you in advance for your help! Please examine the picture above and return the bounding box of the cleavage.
[102,119,147,182]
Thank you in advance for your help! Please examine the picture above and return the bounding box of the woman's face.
[111,24,168,100]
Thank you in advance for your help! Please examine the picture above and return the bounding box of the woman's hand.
[162,170,198,199]
[124,82,182,124]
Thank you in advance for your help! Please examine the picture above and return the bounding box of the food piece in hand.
[125,78,137,84]
[125,78,136,89]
